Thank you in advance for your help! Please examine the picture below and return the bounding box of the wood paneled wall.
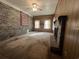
[55,0,79,59]
[33,15,54,32]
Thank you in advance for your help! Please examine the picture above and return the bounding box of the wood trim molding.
[20,11,22,26]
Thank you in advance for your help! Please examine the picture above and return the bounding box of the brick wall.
[0,2,32,41]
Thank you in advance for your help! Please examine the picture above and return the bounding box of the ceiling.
[0,0,58,16]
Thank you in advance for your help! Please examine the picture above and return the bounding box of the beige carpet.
[0,32,54,59]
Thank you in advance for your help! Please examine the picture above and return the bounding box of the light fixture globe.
[32,3,38,11]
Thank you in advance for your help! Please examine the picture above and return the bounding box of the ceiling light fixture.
[32,3,38,11]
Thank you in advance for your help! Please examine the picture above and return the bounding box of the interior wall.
[33,15,54,32]
[20,12,33,30]
[55,0,79,59]
[0,2,32,41]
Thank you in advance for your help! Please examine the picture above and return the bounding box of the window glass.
[35,20,40,28]
[44,20,51,29]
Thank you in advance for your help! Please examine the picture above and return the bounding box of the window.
[35,20,40,28]
[44,20,51,29]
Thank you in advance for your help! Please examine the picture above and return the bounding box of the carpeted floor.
[0,32,52,59]
[0,32,59,59]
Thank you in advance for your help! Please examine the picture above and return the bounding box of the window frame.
[34,20,40,29]
[44,20,51,29]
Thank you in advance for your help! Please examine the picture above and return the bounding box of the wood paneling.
[55,0,79,59]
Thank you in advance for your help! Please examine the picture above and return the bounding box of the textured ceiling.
[0,0,58,16]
